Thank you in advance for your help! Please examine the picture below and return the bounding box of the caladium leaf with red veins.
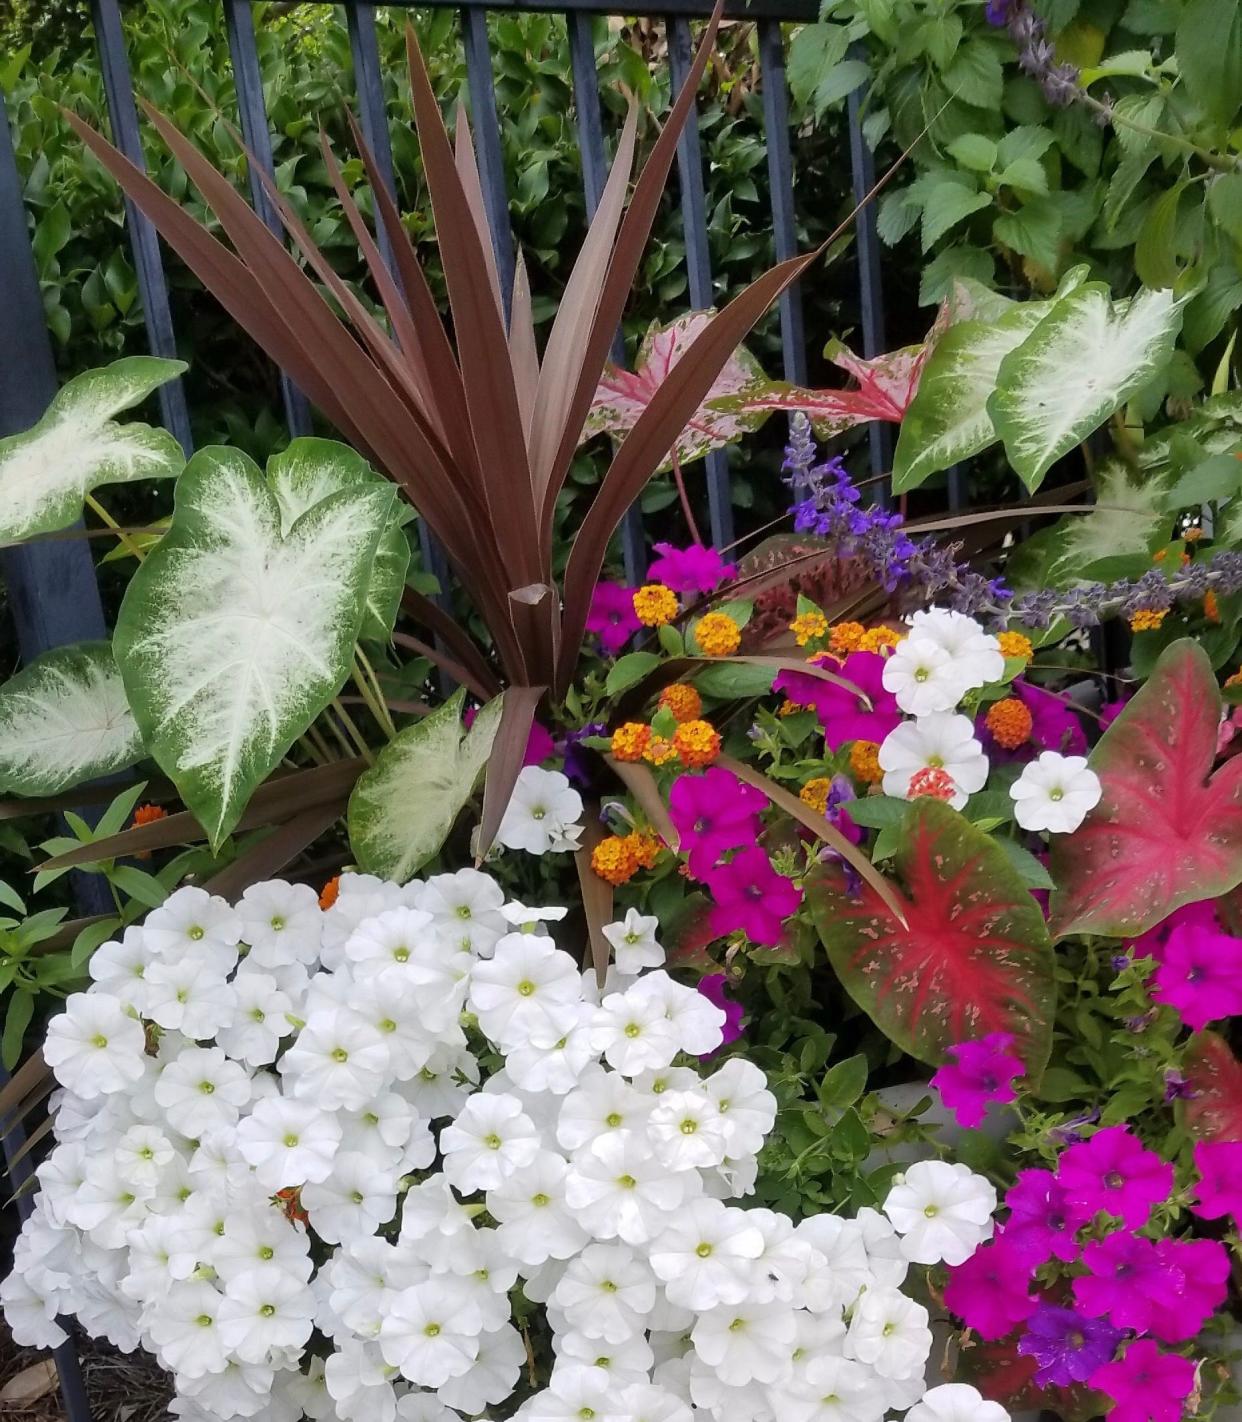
[1182,1030,1242,1142]
[1049,639,1242,940]
[807,798,1055,1075]
[581,312,767,470]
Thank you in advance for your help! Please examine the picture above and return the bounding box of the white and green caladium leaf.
[0,641,143,795]
[266,438,412,642]
[0,356,187,543]
[989,282,1185,491]
[114,447,394,849]
[348,688,504,881]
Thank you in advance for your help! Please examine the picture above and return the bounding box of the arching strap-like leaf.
[0,356,186,543]
[807,799,1056,1075]
[114,448,393,850]
[1181,1031,1242,1143]
[348,689,504,881]
[267,438,412,642]
[988,283,1184,491]
[1049,640,1242,939]
[0,641,143,795]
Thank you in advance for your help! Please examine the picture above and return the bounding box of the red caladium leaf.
[807,799,1055,1074]
[1049,639,1242,940]
[581,312,767,469]
[955,1332,1102,1422]
[1182,1030,1242,1142]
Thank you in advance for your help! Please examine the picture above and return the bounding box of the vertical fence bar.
[460,5,515,319]
[566,9,645,584]
[88,0,193,455]
[846,68,891,505]
[222,0,312,437]
[757,19,806,388]
[668,15,733,551]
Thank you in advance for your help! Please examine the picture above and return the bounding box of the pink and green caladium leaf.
[581,311,767,469]
[808,798,1055,1075]
[114,447,394,850]
[1181,1030,1242,1143]
[1049,639,1242,940]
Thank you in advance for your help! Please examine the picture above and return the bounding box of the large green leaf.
[266,438,412,643]
[348,688,504,881]
[114,447,394,849]
[0,641,143,795]
[0,356,186,542]
[988,283,1184,491]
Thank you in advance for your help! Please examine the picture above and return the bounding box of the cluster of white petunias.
[878,608,1101,831]
[2,873,1004,1422]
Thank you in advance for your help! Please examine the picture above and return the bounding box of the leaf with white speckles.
[809,798,1055,1075]
[1182,1030,1242,1143]
[1050,639,1242,939]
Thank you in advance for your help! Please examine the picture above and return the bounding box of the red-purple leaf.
[808,799,1055,1073]
[1182,1030,1242,1142]
[1049,639,1242,940]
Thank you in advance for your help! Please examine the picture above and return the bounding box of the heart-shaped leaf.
[0,641,143,796]
[348,688,504,881]
[1181,1030,1242,1142]
[988,282,1183,491]
[267,438,412,642]
[1049,640,1242,939]
[114,447,394,849]
[0,356,187,542]
[808,799,1055,1074]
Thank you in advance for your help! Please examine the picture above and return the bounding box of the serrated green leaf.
[605,652,662,696]
[114,447,394,849]
[0,641,143,796]
[838,796,908,829]
[994,836,1055,890]
[996,126,1056,168]
[1134,184,1184,290]
[1175,0,1242,127]
[947,134,997,173]
[920,182,991,251]
[996,158,1049,197]
[943,39,1005,108]
[1163,453,1242,509]
[0,357,186,543]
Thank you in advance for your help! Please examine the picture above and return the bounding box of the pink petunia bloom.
[930,1032,1025,1129]
[1150,918,1242,1030]
[1127,899,1219,963]
[1072,1231,1180,1333]
[705,847,802,946]
[1004,1168,1091,1266]
[1147,1237,1231,1343]
[943,1233,1037,1340]
[1017,679,1088,757]
[668,769,767,878]
[1091,1339,1196,1422]
[696,973,744,1047]
[774,651,901,752]
[586,580,641,655]
[1191,1140,1242,1223]
[1057,1126,1173,1229]
[646,542,736,595]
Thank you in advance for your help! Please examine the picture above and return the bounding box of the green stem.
[1079,91,1242,173]
[85,493,148,562]
[353,646,397,742]
[332,698,374,765]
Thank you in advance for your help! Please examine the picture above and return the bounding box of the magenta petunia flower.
[646,542,736,595]
[1057,1126,1173,1229]
[1150,918,1242,1030]
[774,651,901,752]
[1072,1231,1180,1333]
[1004,1168,1091,1266]
[1191,1139,1242,1223]
[669,769,767,879]
[942,1234,1036,1340]
[1147,1237,1231,1343]
[705,847,802,946]
[930,1032,1025,1129]
[696,973,744,1047]
[586,580,641,655]
[1127,899,1219,963]
[1016,1304,1121,1388]
[1098,695,1132,730]
[1016,679,1088,757]
[1091,1339,1196,1422]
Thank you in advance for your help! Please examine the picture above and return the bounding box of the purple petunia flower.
[1091,1340,1196,1422]
[1004,1168,1090,1266]
[668,768,767,879]
[1057,1126,1173,1229]
[943,1234,1036,1340]
[704,847,802,946]
[774,651,901,752]
[1072,1231,1179,1333]
[586,580,641,656]
[696,973,744,1047]
[931,1032,1025,1129]
[647,542,736,595]
[1016,1304,1121,1388]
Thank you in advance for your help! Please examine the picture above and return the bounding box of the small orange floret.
[1129,607,1169,633]
[318,875,341,911]
[1205,590,1221,624]
[857,625,902,654]
[829,621,866,655]
[133,803,167,828]
[694,612,741,657]
[986,697,1034,750]
[1152,548,1168,564]
[610,722,651,763]
[591,835,640,886]
[1225,669,1242,689]
[643,734,679,767]
[1184,526,1204,543]
[779,698,808,717]
[908,766,956,801]
[633,583,679,627]
[849,739,883,785]
[997,631,1033,661]
[673,718,721,768]
[800,776,832,814]
[790,610,829,647]
[275,1186,309,1225]
[658,683,703,723]
[629,831,662,869]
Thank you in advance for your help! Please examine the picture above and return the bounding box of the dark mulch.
[0,1322,173,1421]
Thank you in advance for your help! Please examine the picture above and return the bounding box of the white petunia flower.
[882,637,964,716]
[468,933,583,1048]
[603,909,665,974]
[236,1096,342,1189]
[845,1286,932,1379]
[648,1199,765,1311]
[278,1010,390,1111]
[591,988,681,1075]
[216,971,293,1066]
[43,992,146,1099]
[908,608,1005,691]
[565,1133,693,1246]
[786,1354,888,1422]
[438,1321,524,1413]
[217,1266,315,1363]
[439,1091,540,1193]
[486,1150,588,1265]
[379,1278,483,1386]
[88,927,155,1013]
[691,1299,796,1386]
[905,1383,1010,1422]
[883,1160,996,1265]
[152,1047,252,1138]
[550,1243,655,1343]
[648,1089,729,1171]
[145,958,235,1040]
[879,713,989,809]
[147,1279,230,1378]
[496,766,584,855]
[141,886,241,973]
[420,869,507,955]
[1009,751,1101,833]
[237,879,323,966]
[301,1151,399,1244]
